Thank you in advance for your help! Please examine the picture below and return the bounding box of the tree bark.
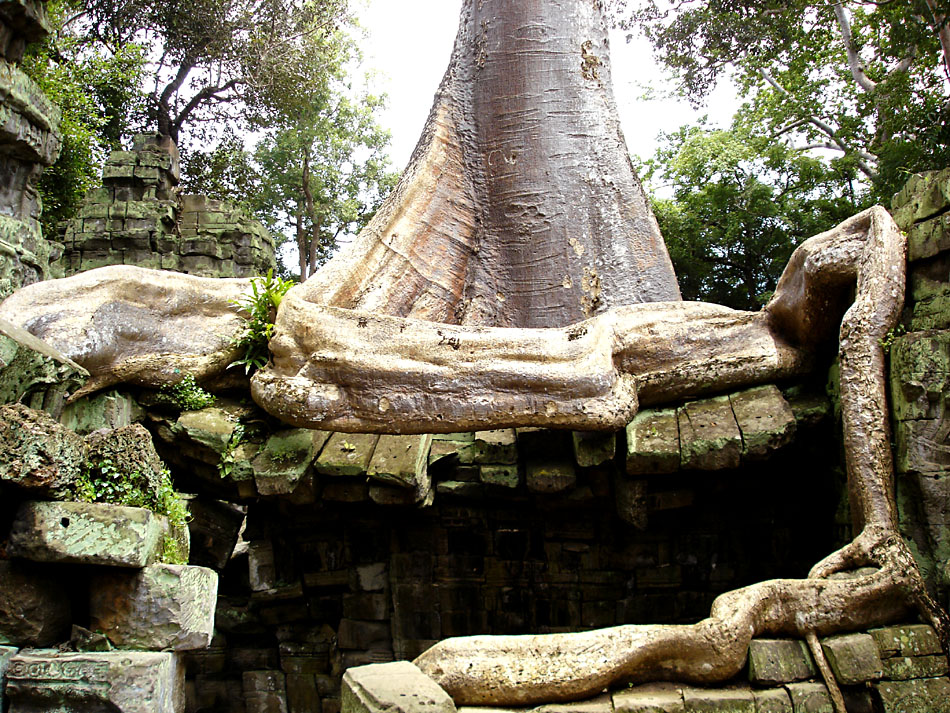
[296,0,680,328]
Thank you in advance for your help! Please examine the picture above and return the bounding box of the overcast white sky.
[356,0,741,181]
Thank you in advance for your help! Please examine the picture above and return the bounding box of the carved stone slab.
[8,501,163,567]
[4,650,184,713]
[342,661,456,713]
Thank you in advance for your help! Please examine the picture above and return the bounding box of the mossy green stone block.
[525,456,576,494]
[8,501,163,567]
[626,408,680,475]
[892,168,950,230]
[572,430,616,467]
[729,385,796,459]
[429,440,468,467]
[753,688,793,713]
[367,434,432,489]
[874,677,950,713]
[820,633,883,685]
[890,332,950,422]
[870,624,943,658]
[479,464,519,488]
[783,682,832,713]
[678,395,741,471]
[252,428,323,496]
[881,654,949,680]
[314,432,379,476]
[748,639,816,685]
[682,687,754,713]
[458,429,517,464]
[908,213,950,262]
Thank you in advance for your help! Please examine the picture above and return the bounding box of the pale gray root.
[0,265,252,398]
[806,631,847,713]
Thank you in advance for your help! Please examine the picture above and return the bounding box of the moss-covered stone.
[747,639,816,685]
[626,408,680,475]
[0,402,86,496]
[678,396,741,471]
[819,633,883,685]
[892,168,950,230]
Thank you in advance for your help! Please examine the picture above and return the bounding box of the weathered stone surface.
[0,561,70,647]
[753,688,793,713]
[479,464,519,488]
[458,430,518,465]
[783,682,832,713]
[4,650,184,713]
[874,676,950,713]
[526,456,576,494]
[8,500,163,567]
[530,693,613,713]
[907,212,950,263]
[437,481,484,498]
[186,497,246,570]
[890,331,950,423]
[367,434,433,503]
[248,540,277,592]
[89,564,218,651]
[748,639,816,685]
[342,661,453,713]
[0,402,85,496]
[252,428,322,496]
[682,686,754,713]
[678,396,741,471]
[626,408,679,475]
[59,389,142,434]
[881,654,949,680]
[729,385,796,459]
[244,669,288,713]
[85,422,166,495]
[615,476,648,529]
[892,167,950,231]
[870,624,944,658]
[819,632,883,685]
[0,318,87,405]
[315,432,380,476]
[613,683,684,713]
[572,431,616,467]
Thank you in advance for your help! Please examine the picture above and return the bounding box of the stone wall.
[0,0,61,298]
[890,168,950,606]
[60,134,276,279]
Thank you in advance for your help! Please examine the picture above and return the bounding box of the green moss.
[158,373,215,411]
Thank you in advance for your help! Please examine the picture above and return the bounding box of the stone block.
[0,402,86,496]
[572,430,616,467]
[0,561,70,647]
[881,654,949,680]
[907,212,950,262]
[526,456,576,493]
[286,672,319,713]
[870,624,943,658]
[314,432,379,476]
[59,389,142,435]
[343,594,389,621]
[819,632,883,685]
[341,661,456,713]
[891,167,950,229]
[528,693,613,713]
[367,434,433,501]
[783,682,832,713]
[748,639,816,685]
[458,429,517,464]
[615,476,648,529]
[8,500,163,567]
[613,683,684,713]
[678,396,741,470]
[186,497,246,570]
[874,676,950,713]
[89,564,218,651]
[244,669,288,713]
[890,331,950,423]
[479,464,520,488]
[337,620,391,650]
[753,688,793,713]
[252,428,321,496]
[356,563,388,592]
[682,686,754,712]
[626,408,680,475]
[428,439,466,468]
[0,645,16,710]
[436,481,484,498]
[249,540,277,591]
[729,385,796,459]
[5,650,184,713]
[896,418,950,473]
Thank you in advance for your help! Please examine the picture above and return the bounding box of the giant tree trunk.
[298,0,680,328]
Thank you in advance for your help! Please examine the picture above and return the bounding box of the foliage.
[72,459,190,533]
[159,373,216,411]
[229,271,294,374]
[217,422,247,479]
[640,124,864,309]
[21,0,147,237]
[611,0,950,202]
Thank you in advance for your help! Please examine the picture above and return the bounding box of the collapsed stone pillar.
[0,0,62,298]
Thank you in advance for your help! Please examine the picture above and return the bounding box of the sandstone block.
[626,408,680,475]
[8,500,163,567]
[89,564,218,651]
[458,429,517,464]
[613,682,684,713]
[881,654,949,680]
[367,434,433,501]
[729,385,796,459]
[783,682,832,713]
[0,402,85,496]
[682,686,754,712]
[615,476,648,529]
[874,676,950,713]
[0,561,71,647]
[526,456,576,494]
[870,624,943,658]
[314,432,379,476]
[526,693,613,713]
[341,661,456,713]
[572,430,616,467]
[186,497,246,570]
[748,639,816,685]
[5,650,184,713]
[252,428,322,496]
[753,688,793,713]
[59,389,142,434]
[819,633,883,685]
[436,481,484,498]
[678,396,741,471]
[479,464,519,488]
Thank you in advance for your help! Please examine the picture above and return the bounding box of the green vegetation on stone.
[229,271,294,374]
[159,374,216,411]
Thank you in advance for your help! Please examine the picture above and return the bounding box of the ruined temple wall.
[60,134,276,279]
[0,0,61,298]
[890,168,950,609]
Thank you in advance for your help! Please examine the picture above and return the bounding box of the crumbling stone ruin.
[3,0,950,711]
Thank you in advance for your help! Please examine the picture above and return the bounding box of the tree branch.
[833,2,877,92]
